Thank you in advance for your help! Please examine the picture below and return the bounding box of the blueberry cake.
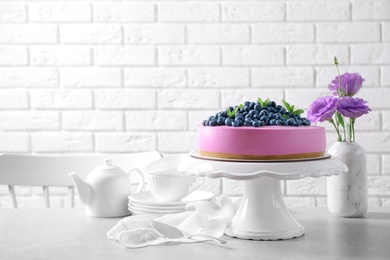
[198,98,326,160]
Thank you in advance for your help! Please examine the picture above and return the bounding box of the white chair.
[0,152,161,208]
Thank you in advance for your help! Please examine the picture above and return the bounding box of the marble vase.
[327,142,367,217]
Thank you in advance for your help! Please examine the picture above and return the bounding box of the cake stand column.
[225,176,304,240]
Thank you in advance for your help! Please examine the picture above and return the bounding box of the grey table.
[0,207,389,260]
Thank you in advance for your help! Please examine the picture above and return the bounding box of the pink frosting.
[197,125,326,156]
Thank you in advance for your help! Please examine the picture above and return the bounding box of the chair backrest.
[0,152,162,208]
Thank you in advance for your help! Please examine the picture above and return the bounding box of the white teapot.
[69,159,144,217]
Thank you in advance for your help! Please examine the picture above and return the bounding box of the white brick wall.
[0,0,389,208]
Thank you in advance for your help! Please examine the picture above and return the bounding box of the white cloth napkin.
[107,195,240,248]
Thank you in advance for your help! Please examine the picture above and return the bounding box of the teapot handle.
[126,168,145,194]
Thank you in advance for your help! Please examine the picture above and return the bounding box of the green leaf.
[292,109,304,116]
[257,98,264,107]
[282,100,291,112]
[226,109,235,118]
[258,98,270,107]
[336,112,344,128]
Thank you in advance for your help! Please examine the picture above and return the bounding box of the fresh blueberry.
[254,104,262,111]
[244,101,251,107]
[225,118,233,126]
[244,106,251,112]
[259,120,266,126]
[260,115,269,125]
[276,119,282,126]
[287,118,295,126]
[259,110,269,116]
[269,101,276,107]
[269,119,276,125]
[233,120,240,127]
[302,118,311,126]
[250,102,256,109]
[236,116,244,123]
[209,119,217,126]
[252,121,260,127]
[263,106,271,112]
[217,117,226,125]
[279,107,286,114]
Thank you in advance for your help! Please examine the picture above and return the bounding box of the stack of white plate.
[128,190,215,216]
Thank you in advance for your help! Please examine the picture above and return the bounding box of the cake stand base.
[225,177,304,240]
[179,152,348,240]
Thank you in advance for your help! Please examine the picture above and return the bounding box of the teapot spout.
[69,172,92,205]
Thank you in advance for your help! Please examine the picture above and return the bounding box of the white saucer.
[129,190,215,206]
[128,201,185,211]
[129,208,165,217]
[128,204,184,215]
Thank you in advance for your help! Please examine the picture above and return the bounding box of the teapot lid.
[95,159,124,174]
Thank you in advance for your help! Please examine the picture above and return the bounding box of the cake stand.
[179,152,347,240]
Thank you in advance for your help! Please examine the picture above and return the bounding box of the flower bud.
[334,56,339,65]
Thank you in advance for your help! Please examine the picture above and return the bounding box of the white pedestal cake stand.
[180,152,347,241]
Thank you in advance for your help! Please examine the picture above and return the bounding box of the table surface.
[1,207,389,260]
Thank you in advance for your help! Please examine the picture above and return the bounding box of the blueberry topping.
[202,98,310,128]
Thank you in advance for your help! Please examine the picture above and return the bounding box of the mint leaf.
[282,99,292,112]
[257,97,264,107]
[292,109,304,116]
[283,100,306,116]
[226,109,235,118]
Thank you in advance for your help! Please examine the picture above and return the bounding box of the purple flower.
[328,73,365,97]
[337,97,371,119]
[307,96,338,123]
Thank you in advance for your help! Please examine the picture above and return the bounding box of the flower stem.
[329,118,342,142]
[334,56,347,141]
[343,119,347,142]
[334,56,342,98]
[350,118,355,142]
